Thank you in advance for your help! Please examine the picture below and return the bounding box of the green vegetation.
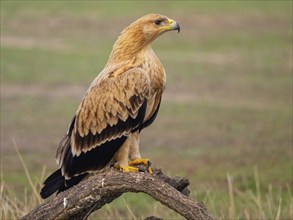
[1,1,292,219]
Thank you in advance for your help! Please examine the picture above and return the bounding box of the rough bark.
[21,168,215,220]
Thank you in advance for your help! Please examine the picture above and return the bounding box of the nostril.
[168,19,174,25]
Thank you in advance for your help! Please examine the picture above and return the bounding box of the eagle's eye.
[154,19,163,25]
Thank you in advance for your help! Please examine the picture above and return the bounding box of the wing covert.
[72,68,150,156]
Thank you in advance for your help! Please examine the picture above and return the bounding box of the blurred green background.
[1,1,292,219]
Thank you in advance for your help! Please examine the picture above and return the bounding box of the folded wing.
[56,67,151,178]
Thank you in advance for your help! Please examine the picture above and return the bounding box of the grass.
[1,153,292,219]
[1,1,292,219]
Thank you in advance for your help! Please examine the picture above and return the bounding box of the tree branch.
[21,168,215,220]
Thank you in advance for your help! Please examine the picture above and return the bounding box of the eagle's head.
[109,14,180,62]
[122,14,180,43]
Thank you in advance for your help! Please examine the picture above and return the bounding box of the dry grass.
[1,146,292,219]
[1,167,292,219]
[0,143,43,219]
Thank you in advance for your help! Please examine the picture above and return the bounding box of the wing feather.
[71,67,150,156]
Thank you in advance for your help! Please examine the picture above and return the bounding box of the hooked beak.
[159,18,181,33]
[168,19,180,33]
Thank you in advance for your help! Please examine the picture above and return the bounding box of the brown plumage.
[40,13,180,199]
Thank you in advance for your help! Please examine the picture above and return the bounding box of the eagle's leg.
[128,132,153,173]
[113,135,140,172]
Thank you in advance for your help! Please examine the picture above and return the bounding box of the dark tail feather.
[57,172,87,194]
[40,169,87,199]
[40,169,63,199]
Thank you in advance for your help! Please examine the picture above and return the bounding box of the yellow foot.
[128,158,150,166]
[129,158,152,174]
[112,164,139,172]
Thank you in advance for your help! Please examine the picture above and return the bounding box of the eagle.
[40,14,180,199]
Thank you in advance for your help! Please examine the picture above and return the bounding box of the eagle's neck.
[105,26,165,90]
[107,25,152,65]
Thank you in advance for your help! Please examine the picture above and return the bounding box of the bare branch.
[21,168,215,220]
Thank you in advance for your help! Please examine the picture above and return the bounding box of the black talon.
[146,161,152,170]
